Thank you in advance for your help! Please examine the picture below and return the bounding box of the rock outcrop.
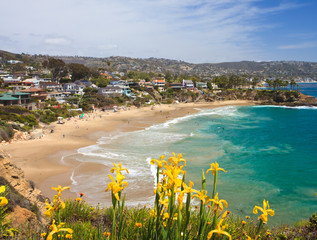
[214,89,317,106]
[0,151,48,226]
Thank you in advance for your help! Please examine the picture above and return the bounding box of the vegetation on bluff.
[0,153,316,239]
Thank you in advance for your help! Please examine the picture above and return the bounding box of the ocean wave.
[146,106,246,131]
[77,149,129,160]
[254,105,317,110]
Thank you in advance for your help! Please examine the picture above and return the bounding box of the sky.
[1,0,317,63]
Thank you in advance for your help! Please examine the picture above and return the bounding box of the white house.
[182,79,194,89]
[97,86,123,97]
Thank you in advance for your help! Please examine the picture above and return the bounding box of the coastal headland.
[1,100,256,202]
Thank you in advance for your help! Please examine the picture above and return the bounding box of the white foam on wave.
[70,162,84,186]
[255,105,317,110]
[77,150,128,160]
[146,106,244,131]
[78,144,100,154]
[132,131,187,146]
[97,131,142,144]
[60,152,77,165]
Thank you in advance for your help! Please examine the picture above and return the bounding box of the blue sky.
[0,0,316,63]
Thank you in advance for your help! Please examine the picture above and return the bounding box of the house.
[182,79,194,89]
[63,83,77,92]
[2,75,21,83]
[7,60,23,64]
[0,91,35,110]
[63,82,89,95]
[74,80,93,88]
[196,82,207,89]
[137,79,147,87]
[47,92,65,103]
[97,86,123,97]
[110,80,128,86]
[74,84,86,95]
[20,88,48,102]
[152,79,166,87]
[109,80,134,97]
[137,80,154,91]
[169,83,183,90]
[23,77,40,88]
[40,82,63,92]
[100,72,112,80]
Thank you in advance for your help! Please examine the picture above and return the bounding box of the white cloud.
[278,42,317,50]
[44,37,71,45]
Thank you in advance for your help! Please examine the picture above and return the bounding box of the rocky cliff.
[0,151,48,227]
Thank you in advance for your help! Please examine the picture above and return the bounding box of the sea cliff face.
[0,151,48,226]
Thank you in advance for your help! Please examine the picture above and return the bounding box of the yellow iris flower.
[159,198,169,210]
[210,193,228,212]
[51,185,70,197]
[0,186,8,207]
[150,155,167,169]
[105,173,128,201]
[47,220,73,240]
[45,185,69,217]
[168,153,186,167]
[177,192,185,209]
[44,199,55,217]
[206,161,227,176]
[164,168,183,190]
[110,162,129,174]
[207,211,232,240]
[192,189,211,205]
[182,181,194,193]
[253,199,275,223]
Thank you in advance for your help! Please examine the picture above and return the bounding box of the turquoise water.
[297,82,317,98]
[68,104,317,225]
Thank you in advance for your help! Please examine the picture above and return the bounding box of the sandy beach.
[1,100,257,202]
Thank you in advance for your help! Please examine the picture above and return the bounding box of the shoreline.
[1,100,257,202]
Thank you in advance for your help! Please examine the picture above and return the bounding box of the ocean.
[65,83,317,225]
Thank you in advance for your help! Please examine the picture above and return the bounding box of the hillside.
[1,50,317,80]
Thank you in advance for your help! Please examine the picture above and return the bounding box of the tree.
[90,68,100,78]
[290,79,298,90]
[68,63,90,81]
[251,77,260,89]
[165,71,173,83]
[212,75,229,89]
[46,58,68,82]
[207,82,213,90]
[91,77,109,88]
[12,62,26,72]
[266,79,273,89]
